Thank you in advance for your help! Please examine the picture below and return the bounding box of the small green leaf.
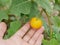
[4,21,21,39]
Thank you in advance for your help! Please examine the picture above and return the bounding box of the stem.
[43,9,53,39]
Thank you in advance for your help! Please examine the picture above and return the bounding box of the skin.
[0,22,44,45]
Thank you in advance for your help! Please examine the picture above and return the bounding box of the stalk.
[43,9,53,39]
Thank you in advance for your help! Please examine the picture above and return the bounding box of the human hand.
[0,22,44,45]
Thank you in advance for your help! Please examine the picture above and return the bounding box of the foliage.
[0,0,60,45]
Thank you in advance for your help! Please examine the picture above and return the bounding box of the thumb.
[0,22,7,39]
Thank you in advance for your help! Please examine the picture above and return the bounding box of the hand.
[0,22,44,45]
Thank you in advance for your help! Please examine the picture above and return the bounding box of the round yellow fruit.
[30,17,42,29]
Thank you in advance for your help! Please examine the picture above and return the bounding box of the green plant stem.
[43,9,53,39]
[40,8,43,15]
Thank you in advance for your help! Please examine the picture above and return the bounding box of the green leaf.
[4,21,21,39]
[29,2,40,19]
[52,25,60,33]
[43,39,49,45]
[54,0,60,11]
[9,1,31,16]
[43,39,59,45]
[55,0,60,4]
[0,0,12,10]
[52,16,60,27]
[50,38,59,45]
[55,33,60,42]
[11,0,27,6]
[54,4,60,11]
[0,10,8,21]
[55,0,59,4]
[58,0,60,4]
[34,0,52,14]
[20,14,29,24]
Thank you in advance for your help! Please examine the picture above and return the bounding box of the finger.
[23,29,36,42]
[14,22,30,38]
[35,34,43,45]
[29,26,44,45]
[0,22,7,39]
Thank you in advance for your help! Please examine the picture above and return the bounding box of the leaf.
[50,38,59,45]
[20,14,29,24]
[55,0,60,4]
[9,1,31,16]
[4,21,21,39]
[11,0,27,6]
[42,39,49,45]
[43,39,59,45]
[58,0,60,4]
[55,33,60,42]
[55,0,58,4]
[54,0,60,11]
[52,25,60,33]
[0,10,8,21]
[0,0,12,10]
[29,2,40,19]
[52,16,60,27]
[54,4,60,11]
[34,0,52,14]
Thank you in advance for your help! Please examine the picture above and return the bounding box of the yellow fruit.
[30,17,42,29]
